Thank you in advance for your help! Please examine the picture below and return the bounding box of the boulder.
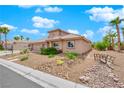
[108,73,115,78]
[107,62,114,69]
[79,76,90,83]
[100,59,107,64]
[113,77,119,82]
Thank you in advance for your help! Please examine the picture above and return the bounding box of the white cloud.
[83,30,94,39]
[86,6,124,22]
[0,24,17,30]
[44,6,63,13]
[18,5,35,8]
[120,21,124,27]
[98,26,112,32]
[98,26,114,36]
[32,16,59,28]
[35,8,42,13]
[41,33,47,36]
[67,29,79,34]
[21,28,39,34]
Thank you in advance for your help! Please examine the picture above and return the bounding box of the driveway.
[0,65,42,88]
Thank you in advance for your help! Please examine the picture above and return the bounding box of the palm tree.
[110,32,117,49]
[103,31,117,50]
[122,28,124,43]
[20,35,24,40]
[2,27,10,49]
[110,17,121,50]
[14,36,20,41]
[26,37,30,41]
[0,26,3,43]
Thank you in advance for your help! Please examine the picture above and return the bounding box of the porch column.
[49,41,52,47]
[61,40,64,52]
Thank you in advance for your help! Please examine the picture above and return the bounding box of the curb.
[0,58,88,88]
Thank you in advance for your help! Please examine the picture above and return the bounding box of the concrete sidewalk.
[0,58,87,88]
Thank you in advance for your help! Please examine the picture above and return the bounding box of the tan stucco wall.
[48,31,60,38]
[32,43,43,52]
[30,39,91,54]
[62,39,91,54]
[13,42,29,50]
[48,30,68,38]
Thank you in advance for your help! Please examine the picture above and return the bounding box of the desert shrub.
[20,49,29,54]
[65,52,78,60]
[94,41,107,51]
[20,55,28,61]
[56,59,64,65]
[91,42,96,48]
[121,43,124,50]
[40,47,58,55]
[0,44,4,50]
[48,54,55,58]
[40,48,46,54]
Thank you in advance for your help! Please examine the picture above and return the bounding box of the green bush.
[20,55,28,61]
[20,49,29,54]
[40,47,58,55]
[56,59,64,65]
[65,52,78,60]
[0,44,4,50]
[48,54,55,58]
[94,41,107,51]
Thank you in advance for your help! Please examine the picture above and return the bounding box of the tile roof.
[30,33,91,44]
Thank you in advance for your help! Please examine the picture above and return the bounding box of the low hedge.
[0,44,4,50]
[40,47,58,55]
[65,52,78,60]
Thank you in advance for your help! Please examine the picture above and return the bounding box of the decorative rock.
[108,73,115,78]
[118,83,124,88]
[107,62,114,69]
[100,59,107,64]
[113,77,119,82]
[79,76,90,83]
[67,60,74,65]
[107,69,112,73]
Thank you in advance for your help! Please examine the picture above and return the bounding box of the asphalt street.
[0,65,42,88]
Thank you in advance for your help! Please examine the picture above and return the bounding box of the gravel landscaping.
[1,50,124,88]
[79,63,124,88]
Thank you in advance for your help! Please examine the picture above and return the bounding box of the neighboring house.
[29,29,92,54]
[7,41,30,50]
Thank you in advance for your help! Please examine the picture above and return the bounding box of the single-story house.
[6,40,30,50]
[29,29,92,54]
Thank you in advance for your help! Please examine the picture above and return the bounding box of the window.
[67,41,75,48]
[53,42,59,49]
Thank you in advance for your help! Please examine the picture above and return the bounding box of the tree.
[103,34,111,49]
[0,26,3,43]
[26,37,30,41]
[14,36,20,40]
[2,27,10,49]
[122,28,124,43]
[110,17,121,50]
[94,41,107,51]
[20,35,24,40]
[107,30,117,49]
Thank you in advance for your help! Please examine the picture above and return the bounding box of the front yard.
[1,49,124,88]
[0,50,96,85]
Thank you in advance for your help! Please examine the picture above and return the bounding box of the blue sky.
[0,5,124,42]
